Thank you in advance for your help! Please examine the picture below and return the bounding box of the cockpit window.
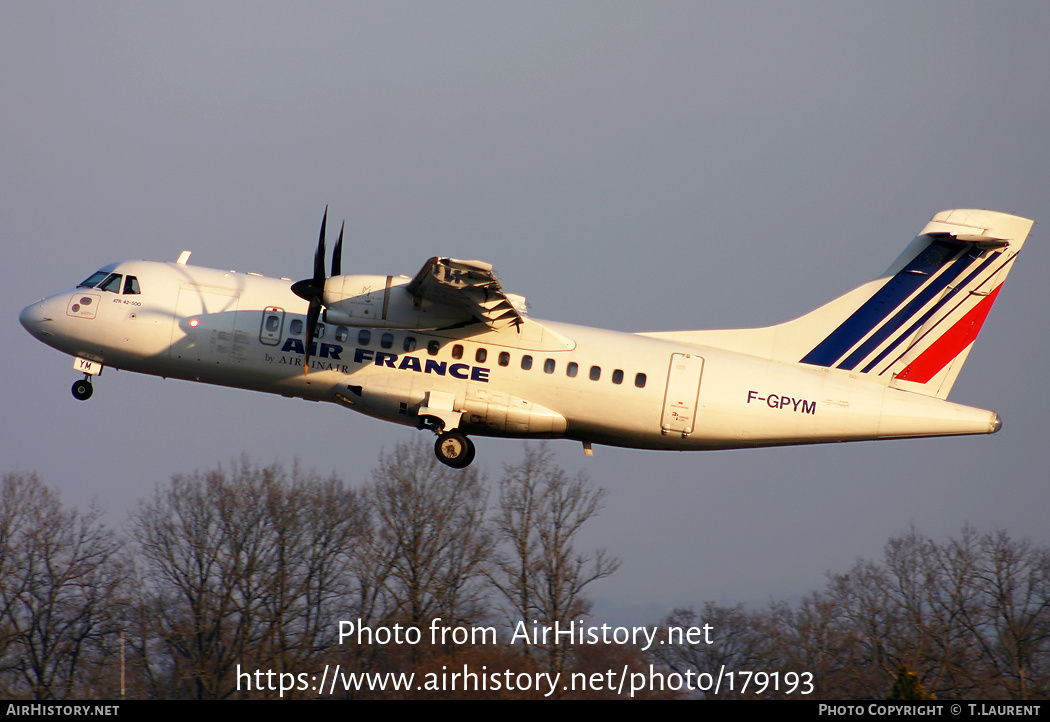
[98,274,123,293]
[78,270,134,293]
[78,271,110,288]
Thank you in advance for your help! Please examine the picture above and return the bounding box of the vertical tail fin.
[640,209,1032,400]
[800,209,1032,398]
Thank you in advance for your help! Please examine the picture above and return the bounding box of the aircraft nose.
[19,300,51,336]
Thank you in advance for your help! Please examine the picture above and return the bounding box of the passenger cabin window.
[266,315,280,332]
[635,373,647,388]
[452,345,464,359]
[589,365,601,381]
[358,329,371,345]
[498,352,510,367]
[335,326,349,342]
[612,369,624,385]
[521,355,533,370]
[476,348,487,363]
[566,362,578,378]
[290,319,303,335]
[404,336,417,352]
[544,359,555,374]
[427,340,441,356]
[381,332,393,349]
[315,324,326,339]
[123,276,140,294]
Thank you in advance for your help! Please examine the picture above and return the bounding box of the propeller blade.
[303,297,321,375]
[332,221,344,276]
[292,207,331,376]
[314,206,328,283]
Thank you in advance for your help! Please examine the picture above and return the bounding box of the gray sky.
[4,2,1049,624]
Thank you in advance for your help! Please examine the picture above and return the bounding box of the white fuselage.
[19,259,1001,454]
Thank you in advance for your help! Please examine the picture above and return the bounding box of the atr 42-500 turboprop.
[20,209,1032,467]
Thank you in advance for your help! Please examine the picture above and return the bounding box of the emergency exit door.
[661,353,704,436]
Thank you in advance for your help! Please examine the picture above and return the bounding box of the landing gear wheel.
[71,378,93,401]
[435,431,476,468]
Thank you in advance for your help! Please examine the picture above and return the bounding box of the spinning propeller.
[291,207,344,374]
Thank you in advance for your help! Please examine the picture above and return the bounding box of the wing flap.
[407,257,526,331]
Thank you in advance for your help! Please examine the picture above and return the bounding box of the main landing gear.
[434,430,476,469]
[71,377,93,401]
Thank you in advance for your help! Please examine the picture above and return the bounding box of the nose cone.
[20,298,43,333]
[19,300,47,335]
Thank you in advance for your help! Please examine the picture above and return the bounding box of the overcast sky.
[4,2,1049,624]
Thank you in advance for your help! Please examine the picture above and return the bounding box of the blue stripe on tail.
[800,240,961,368]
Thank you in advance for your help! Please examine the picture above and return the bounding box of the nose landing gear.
[71,377,93,401]
[434,430,476,469]
[70,358,102,401]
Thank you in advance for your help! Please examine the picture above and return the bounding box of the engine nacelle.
[460,387,567,436]
[415,388,565,436]
[322,274,474,330]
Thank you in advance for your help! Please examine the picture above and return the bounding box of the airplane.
[19,208,1032,468]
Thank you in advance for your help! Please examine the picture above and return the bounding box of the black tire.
[434,431,476,468]
[71,379,93,401]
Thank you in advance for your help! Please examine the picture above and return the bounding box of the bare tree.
[0,472,125,699]
[664,525,1050,700]
[488,445,545,646]
[490,445,619,673]
[767,591,851,697]
[130,460,368,698]
[132,463,266,698]
[957,530,1050,699]
[367,439,492,633]
[654,603,769,698]
[252,463,370,684]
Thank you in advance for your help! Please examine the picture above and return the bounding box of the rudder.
[801,209,1032,398]
[639,209,1032,401]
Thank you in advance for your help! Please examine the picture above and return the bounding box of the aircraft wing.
[406,257,526,331]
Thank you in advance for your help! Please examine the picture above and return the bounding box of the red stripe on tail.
[896,284,1003,384]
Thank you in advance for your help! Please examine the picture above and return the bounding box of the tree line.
[0,443,618,699]
[0,444,1047,699]
[655,527,1050,699]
